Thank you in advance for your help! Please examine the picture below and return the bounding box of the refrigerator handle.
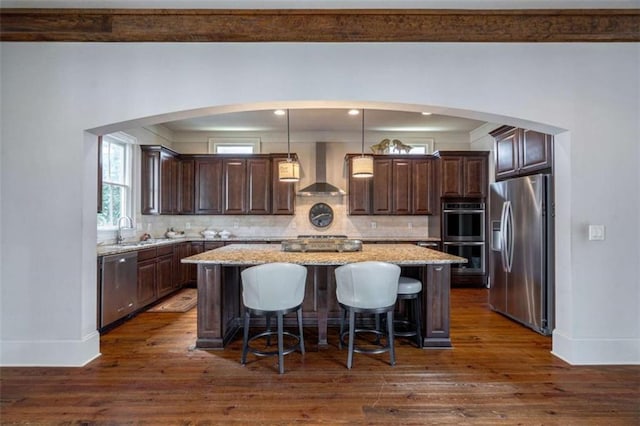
[500,201,509,273]
[506,201,515,273]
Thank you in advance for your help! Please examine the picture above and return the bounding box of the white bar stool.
[240,262,307,374]
[334,261,401,369]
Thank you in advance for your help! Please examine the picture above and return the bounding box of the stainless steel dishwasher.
[99,251,138,330]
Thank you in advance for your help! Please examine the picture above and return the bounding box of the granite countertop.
[97,236,441,256]
[181,243,465,266]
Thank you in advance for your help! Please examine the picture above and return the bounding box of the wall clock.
[309,202,334,228]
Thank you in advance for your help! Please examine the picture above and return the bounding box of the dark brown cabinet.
[436,151,489,199]
[141,146,183,215]
[347,154,436,215]
[142,149,294,216]
[223,157,271,214]
[271,155,296,215]
[178,159,195,214]
[491,126,553,180]
[136,245,176,308]
[194,157,223,215]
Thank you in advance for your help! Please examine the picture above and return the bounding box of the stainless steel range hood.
[298,142,346,196]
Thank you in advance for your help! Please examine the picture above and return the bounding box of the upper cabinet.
[435,151,489,199]
[346,154,436,215]
[141,147,295,216]
[491,126,553,181]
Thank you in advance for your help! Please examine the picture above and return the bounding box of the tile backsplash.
[128,196,434,241]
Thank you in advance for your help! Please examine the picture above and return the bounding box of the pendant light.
[352,109,374,178]
[278,109,300,182]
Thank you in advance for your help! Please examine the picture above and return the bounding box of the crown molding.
[1,8,638,42]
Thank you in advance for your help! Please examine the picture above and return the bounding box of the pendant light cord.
[287,109,291,160]
[361,109,365,157]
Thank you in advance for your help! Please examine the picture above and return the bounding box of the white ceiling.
[161,108,486,134]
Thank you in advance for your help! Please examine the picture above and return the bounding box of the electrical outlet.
[588,225,605,241]
[371,222,377,229]
[234,221,239,229]
[408,222,413,229]
[185,222,191,229]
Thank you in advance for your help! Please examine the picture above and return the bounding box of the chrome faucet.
[116,216,134,245]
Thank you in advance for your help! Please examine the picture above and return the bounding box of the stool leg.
[375,314,381,345]
[415,294,423,349]
[241,309,250,365]
[339,307,346,349]
[347,309,355,369]
[297,308,305,355]
[265,313,272,346]
[277,313,285,374]
[387,310,396,366]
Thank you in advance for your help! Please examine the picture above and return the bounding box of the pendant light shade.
[279,109,300,182]
[352,109,374,178]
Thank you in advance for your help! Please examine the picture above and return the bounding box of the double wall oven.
[442,202,486,275]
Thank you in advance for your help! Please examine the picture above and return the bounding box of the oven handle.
[443,242,485,246]
[442,209,486,214]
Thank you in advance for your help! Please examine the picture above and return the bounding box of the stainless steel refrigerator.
[489,174,554,335]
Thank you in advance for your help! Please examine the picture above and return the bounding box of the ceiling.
[161,109,486,134]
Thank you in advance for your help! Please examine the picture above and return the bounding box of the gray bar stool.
[394,276,423,348]
[335,261,401,369]
[240,262,307,374]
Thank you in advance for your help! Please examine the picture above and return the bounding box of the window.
[208,137,260,154]
[98,132,134,229]
[388,138,434,155]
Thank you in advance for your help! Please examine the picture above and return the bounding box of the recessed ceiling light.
[421,112,432,116]
[274,109,286,116]
[348,109,360,116]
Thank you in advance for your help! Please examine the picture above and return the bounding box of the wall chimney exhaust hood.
[298,142,346,196]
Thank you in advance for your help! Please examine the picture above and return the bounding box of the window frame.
[98,132,135,231]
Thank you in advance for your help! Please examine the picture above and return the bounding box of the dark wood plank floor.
[2,289,638,424]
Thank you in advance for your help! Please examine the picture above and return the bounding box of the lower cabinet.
[136,245,177,310]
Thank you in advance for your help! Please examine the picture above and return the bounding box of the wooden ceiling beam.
[1,8,638,42]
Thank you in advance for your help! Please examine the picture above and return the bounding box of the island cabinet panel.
[178,158,195,214]
[422,264,451,346]
[271,155,296,215]
[491,126,553,181]
[194,157,223,215]
[436,151,489,199]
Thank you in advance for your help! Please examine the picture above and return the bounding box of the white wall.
[1,42,638,366]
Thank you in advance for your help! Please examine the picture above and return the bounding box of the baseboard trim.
[0,331,101,367]
[552,329,640,365]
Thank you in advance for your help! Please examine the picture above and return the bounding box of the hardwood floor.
[2,289,638,424]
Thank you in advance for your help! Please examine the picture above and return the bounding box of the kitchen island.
[182,243,465,349]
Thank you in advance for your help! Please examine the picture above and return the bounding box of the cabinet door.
[440,156,464,198]
[195,158,223,214]
[141,149,160,215]
[223,159,247,214]
[271,156,295,215]
[520,129,553,174]
[156,254,174,298]
[178,159,195,214]
[392,159,412,214]
[412,158,434,215]
[348,175,371,215]
[159,151,178,214]
[373,159,393,214]
[137,259,157,308]
[463,156,487,198]
[494,128,519,180]
[174,242,190,288]
[247,158,271,214]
